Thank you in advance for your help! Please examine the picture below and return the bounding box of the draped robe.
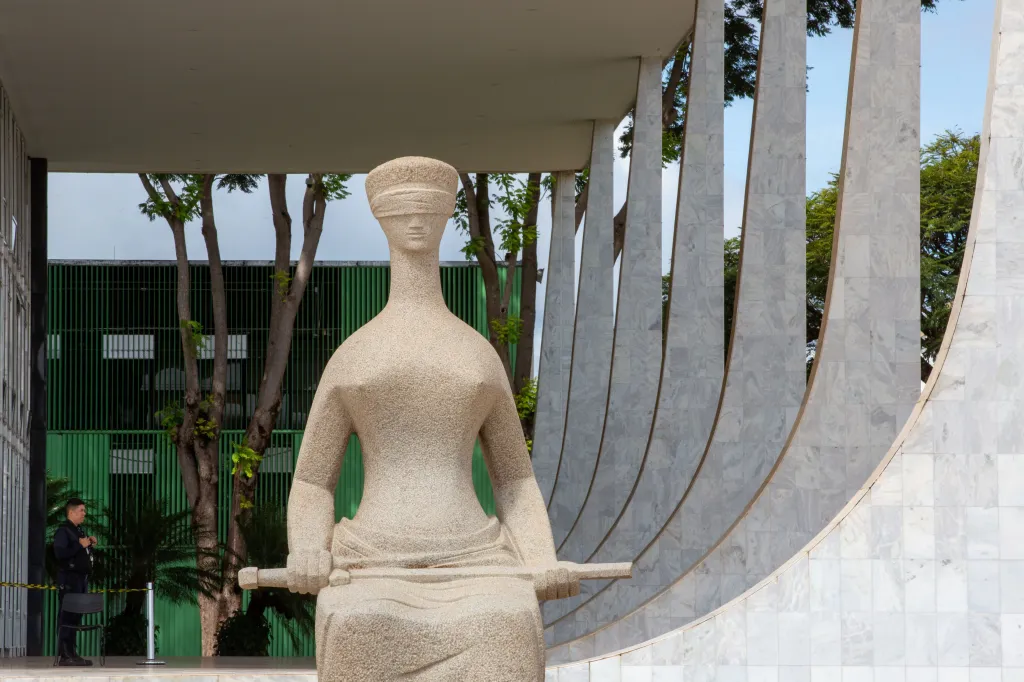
[315,516,545,681]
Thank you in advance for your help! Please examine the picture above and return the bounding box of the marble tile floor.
[0,657,315,682]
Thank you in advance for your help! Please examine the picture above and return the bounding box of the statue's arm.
[288,375,351,555]
[479,385,559,567]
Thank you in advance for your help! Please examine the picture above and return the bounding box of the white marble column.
[545,123,615,523]
[533,170,578,501]
[551,56,664,569]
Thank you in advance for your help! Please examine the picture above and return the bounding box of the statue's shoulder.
[322,329,370,375]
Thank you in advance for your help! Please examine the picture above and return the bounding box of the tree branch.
[662,41,691,128]
[158,177,181,207]
[139,174,162,206]
[199,174,227,430]
[514,173,542,396]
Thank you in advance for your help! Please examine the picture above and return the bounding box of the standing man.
[52,498,96,666]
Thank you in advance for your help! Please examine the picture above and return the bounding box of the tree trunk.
[459,173,514,383]
[221,174,329,604]
[195,175,238,630]
[514,173,542,437]
[169,215,222,655]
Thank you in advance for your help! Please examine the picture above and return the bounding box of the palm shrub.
[97,494,217,655]
[215,502,315,656]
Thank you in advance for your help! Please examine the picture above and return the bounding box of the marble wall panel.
[534,169,580,504]
[544,122,616,525]
[546,0,1023,674]
[544,0,806,638]
[546,0,922,655]
[547,56,664,567]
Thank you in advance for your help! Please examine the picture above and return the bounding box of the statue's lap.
[315,577,544,681]
[315,517,546,681]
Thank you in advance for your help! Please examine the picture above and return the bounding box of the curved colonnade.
[523,0,1009,669]
[546,0,1023,672]
[546,0,921,655]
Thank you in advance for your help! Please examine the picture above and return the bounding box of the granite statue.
[239,157,630,681]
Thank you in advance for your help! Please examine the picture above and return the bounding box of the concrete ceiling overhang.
[0,0,694,173]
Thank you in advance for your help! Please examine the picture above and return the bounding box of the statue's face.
[378,212,448,254]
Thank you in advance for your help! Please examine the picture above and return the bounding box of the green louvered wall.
[45,260,521,657]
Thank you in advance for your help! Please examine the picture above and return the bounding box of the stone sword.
[238,562,632,600]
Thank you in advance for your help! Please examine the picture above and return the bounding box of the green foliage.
[194,417,218,441]
[231,439,263,479]
[722,237,741,356]
[493,174,540,255]
[712,131,975,382]
[217,503,315,656]
[515,378,539,422]
[270,270,293,301]
[181,320,206,358]
[919,130,978,366]
[217,174,262,194]
[454,174,541,259]
[138,174,204,223]
[460,236,486,259]
[96,494,216,614]
[321,174,354,202]
[490,315,523,346]
[805,175,839,358]
[155,400,184,443]
[575,168,590,202]
[801,130,977,377]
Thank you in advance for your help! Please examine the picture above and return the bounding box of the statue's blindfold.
[370,188,456,218]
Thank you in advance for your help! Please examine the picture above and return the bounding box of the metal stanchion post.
[136,582,165,665]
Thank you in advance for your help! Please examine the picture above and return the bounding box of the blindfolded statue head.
[365,157,459,255]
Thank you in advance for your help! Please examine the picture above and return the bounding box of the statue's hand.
[536,561,581,601]
[286,549,333,595]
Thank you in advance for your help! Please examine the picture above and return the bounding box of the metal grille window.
[110,448,155,475]
[198,334,247,360]
[102,334,155,360]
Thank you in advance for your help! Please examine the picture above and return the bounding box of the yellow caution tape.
[0,581,148,593]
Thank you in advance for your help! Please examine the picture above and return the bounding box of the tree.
[139,173,246,654]
[721,130,977,379]
[138,172,350,654]
[453,173,543,440]
[575,0,957,259]
[214,503,315,656]
[919,131,978,378]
